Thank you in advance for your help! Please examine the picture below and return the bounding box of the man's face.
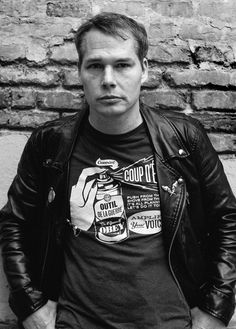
[79,29,148,123]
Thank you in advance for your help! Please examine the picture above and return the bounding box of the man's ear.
[141,58,148,84]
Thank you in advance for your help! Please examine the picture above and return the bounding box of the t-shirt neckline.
[86,119,145,142]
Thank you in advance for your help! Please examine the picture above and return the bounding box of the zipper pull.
[186,191,190,205]
[66,218,81,237]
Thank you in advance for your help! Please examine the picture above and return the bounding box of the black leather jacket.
[1,104,236,325]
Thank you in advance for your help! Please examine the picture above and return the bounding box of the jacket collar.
[43,106,88,172]
[140,103,189,162]
[45,102,189,170]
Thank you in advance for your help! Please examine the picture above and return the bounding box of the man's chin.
[95,105,128,117]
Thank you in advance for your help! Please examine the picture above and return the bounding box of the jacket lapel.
[141,104,188,249]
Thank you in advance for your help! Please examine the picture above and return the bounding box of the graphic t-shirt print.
[70,155,161,244]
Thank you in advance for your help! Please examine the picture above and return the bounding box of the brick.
[0,0,38,16]
[94,2,145,17]
[26,40,48,64]
[142,69,162,88]
[0,39,48,64]
[25,19,78,40]
[197,0,236,22]
[194,45,234,65]
[49,36,65,47]
[62,68,82,87]
[0,66,60,86]
[37,90,82,110]
[0,91,6,109]
[95,2,126,14]
[50,43,78,64]
[193,91,236,111]
[208,133,236,153]
[148,43,191,64]
[206,20,235,43]
[0,44,25,62]
[152,1,193,17]
[179,21,222,43]
[12,89,36,109]
[164,69,231,88]
[0,89,11,109]
[0,30,48,64]
[141,89,187,111]
[189,112,236,133]
[0,109,59,128]
[61,111,77,117]
[125,1,146,16]
[230,72,236,87]
[46,0,91,17]
[149,22,177,40]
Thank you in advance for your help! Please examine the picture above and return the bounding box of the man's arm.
[0,130,48,322]
[192,121,236,326]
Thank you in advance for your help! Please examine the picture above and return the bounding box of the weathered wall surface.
[0,0,235,327]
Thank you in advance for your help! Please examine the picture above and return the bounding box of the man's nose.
[101,66,116,88]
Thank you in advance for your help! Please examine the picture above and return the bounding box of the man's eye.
[87,63,103,69]
[116,63,130,68]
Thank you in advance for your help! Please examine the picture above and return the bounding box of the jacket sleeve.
[192,122,236,325]
[0,130,48,321]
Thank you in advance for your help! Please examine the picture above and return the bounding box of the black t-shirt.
[56,119,191,329]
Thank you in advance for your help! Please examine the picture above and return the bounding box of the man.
[0,12,236,329]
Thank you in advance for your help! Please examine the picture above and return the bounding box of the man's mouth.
[97,95,123,104]
[98,95,122,100]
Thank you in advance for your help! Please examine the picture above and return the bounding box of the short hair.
[75,12,148,68]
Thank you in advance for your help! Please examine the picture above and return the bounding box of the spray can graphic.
[94,171,129,244]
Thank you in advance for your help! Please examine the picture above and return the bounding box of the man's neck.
[88,109,143,135]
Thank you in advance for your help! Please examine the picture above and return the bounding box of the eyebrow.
[85,57,134,64]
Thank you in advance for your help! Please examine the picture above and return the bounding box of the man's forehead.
[81,29,138,57]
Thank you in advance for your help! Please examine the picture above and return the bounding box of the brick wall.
[0,0,236,327]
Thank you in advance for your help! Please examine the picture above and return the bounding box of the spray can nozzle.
[98,170,108,180]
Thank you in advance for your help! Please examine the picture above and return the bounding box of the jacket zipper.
[39,213,52,290]
[65,161,70,226]
[39,116,82,286]
[168,182,189,306]
[39,168,64,289]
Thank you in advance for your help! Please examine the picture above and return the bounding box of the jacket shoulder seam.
[157,110,201,155]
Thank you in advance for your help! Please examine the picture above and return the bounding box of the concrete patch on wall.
[221,156,236,196]
[0,131,30,208]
